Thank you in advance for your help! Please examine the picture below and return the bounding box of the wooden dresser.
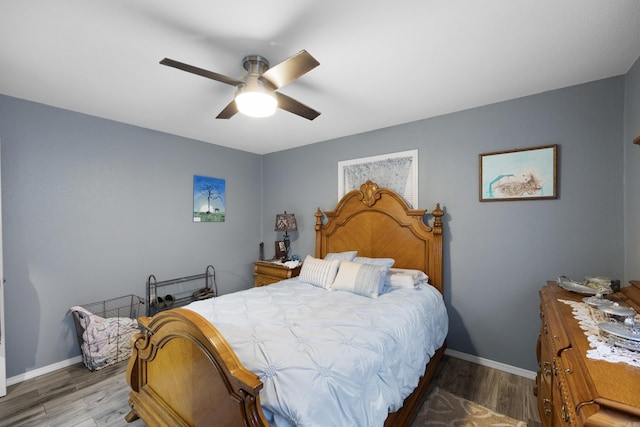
[253,260,301,287]
[536,281,640,426]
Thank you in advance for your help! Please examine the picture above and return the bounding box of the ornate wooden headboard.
[314,181,444,294]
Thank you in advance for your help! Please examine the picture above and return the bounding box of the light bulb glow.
[235,91,277,118]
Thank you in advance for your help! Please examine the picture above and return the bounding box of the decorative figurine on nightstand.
[274,211,297,261]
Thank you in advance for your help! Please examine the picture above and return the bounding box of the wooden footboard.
[126,308,268,427]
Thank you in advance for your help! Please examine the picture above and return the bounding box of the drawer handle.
[562,403,570,422]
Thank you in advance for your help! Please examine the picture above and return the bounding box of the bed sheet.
[185,279,448,427]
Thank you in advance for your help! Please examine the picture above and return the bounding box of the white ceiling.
[1,1,640,155]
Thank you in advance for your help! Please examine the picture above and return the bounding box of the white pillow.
[331,260,389,298]
[324,251,357,261]
[385,273,415,288]
[384,268,429,287]
[299,255,340,289]
[353,256,395,268]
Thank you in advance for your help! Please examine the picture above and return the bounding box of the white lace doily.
[558,299,640,367]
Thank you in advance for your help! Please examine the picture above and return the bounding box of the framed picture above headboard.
[338,149,418,208]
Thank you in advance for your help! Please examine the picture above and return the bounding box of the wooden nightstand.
[253,260,301,287]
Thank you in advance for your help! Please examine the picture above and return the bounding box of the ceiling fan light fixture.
[235,76,277,118]
[160,50,320,120]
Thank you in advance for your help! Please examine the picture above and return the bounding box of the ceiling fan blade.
[216,100,238,119]
[275,92,320,121]
[261,50,319,89]
[160,58,243,86]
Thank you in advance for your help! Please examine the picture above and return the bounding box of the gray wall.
[624,59,640,281]
[262,76,626,371]
[0,95,262,377]
[2,59,637,378]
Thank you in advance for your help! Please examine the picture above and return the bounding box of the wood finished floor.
[0,355,541,426]
[426,356,541,427]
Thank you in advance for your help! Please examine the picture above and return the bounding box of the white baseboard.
[6,355,83,386]
[445,348,537,380]
[7,350,537,386]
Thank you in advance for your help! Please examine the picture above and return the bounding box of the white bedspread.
[185,279,448,427]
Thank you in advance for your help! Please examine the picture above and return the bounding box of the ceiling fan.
[160,50,320,120]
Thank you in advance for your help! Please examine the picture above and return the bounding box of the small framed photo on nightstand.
[274,241,286,260]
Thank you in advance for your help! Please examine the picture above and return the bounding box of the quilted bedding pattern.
[185,279,448,427]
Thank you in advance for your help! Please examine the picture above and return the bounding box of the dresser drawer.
[560,348,603,426]
[254,274,280,287]
[553,356,578,426]
[536,364,554,427]
[540,288,571,354]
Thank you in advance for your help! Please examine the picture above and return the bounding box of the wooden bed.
[125,180,445,427]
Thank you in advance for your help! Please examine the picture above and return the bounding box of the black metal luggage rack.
[146,265,217,316]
